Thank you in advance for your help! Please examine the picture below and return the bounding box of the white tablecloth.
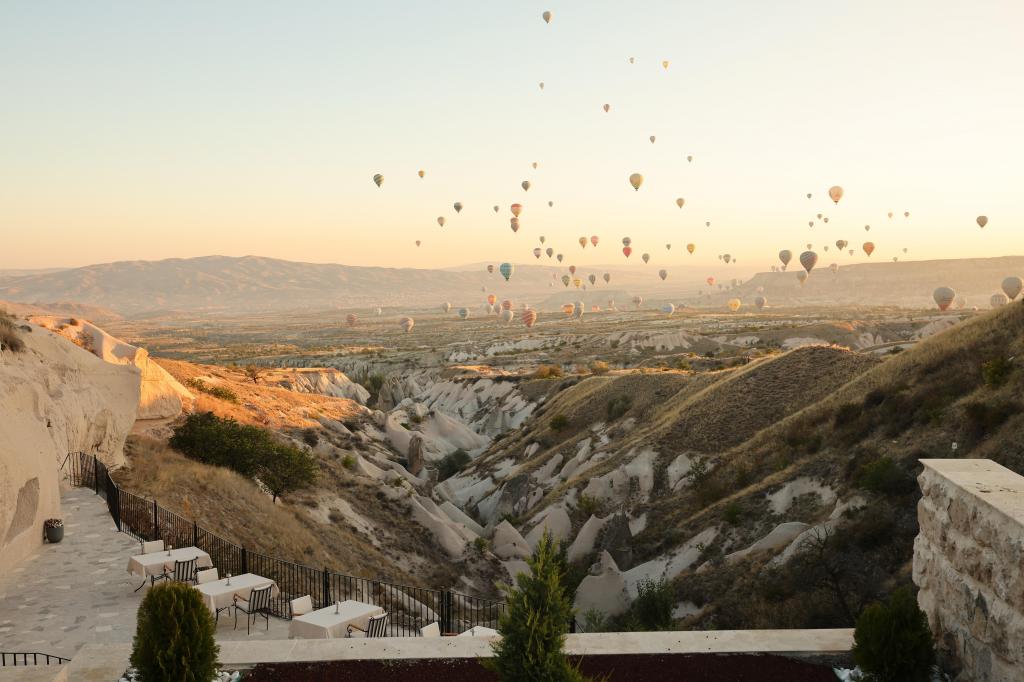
[194,573,279,613]
[289,601,384,639]
[127,547,212,578]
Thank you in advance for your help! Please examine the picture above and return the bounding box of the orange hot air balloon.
[579,237,587,248]
[622,246,632,258]
[522,309,537,327]
[562,304,575,316]
[603,103,610,113]
[706,276,715,286]
[828,185,844,204]
[487,294,497,306]
[862,242,875,257]
[686,243,695,255]
[590,235,599,247]
[501,299,513,311]
[511,203,522,217]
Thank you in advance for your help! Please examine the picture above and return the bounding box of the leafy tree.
[631,577,674,630]
[437,448,471,481]
[131,582,219,681]
[488,531,586,681]
[852,587,935,682]
[259,442,318,502]
[243,364,263,384]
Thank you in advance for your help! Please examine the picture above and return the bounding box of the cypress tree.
[131,582,219,681]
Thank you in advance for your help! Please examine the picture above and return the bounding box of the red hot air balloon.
[622,246,632,258]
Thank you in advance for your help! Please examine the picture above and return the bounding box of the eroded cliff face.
[0,322,140,574]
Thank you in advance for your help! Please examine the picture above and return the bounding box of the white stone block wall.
[913,459,1024,682]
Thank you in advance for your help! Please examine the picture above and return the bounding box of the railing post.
[193,521,199,547]
[440,590,454,634]
[240,547,248,574]
[323,567,331,607]
[93,455,99,493]
[153,499,159,541]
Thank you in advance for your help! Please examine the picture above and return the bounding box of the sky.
[1,1,1023,272]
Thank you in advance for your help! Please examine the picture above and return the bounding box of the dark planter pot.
[44,526,64,543]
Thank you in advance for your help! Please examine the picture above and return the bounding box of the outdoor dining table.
[457,626,499,637]
[194,573,280,615]
[126,546,212,578]
[289,600,385,639]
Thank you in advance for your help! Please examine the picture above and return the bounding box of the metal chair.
[153,557,198,587]
[347,612,389,638]
[234,585,273,634]
[290,595,313,618]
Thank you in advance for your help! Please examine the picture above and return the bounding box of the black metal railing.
[62,452,505,634]
[1,652,70,666]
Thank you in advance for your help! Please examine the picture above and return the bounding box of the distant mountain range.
[0,254,1021,317]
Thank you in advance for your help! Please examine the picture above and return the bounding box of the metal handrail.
[0,652,70,666]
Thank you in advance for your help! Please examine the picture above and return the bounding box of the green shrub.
[981,357,1013,389]
[852,587,935,682]
[550,414,569,430]
[854,457,914,496]
[487,531,585,681]
[723,501,742,525]
[437,448,471,481]
[170,412,317,501]
[185,378,238,403]
[631,577,674,631]
[606,395,632,421]
[534,364,565,379]
[582,608,608,633]
[131,582,219,682]
[341,453,356,470]
[472,537,489,553]
[963,400,1017,441]
[301,428,319,447]
[573,494,603,518]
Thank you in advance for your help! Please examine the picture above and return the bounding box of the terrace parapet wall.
[914,459,1024,682]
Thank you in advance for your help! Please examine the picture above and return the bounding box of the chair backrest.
[366,613,389,638]
[197,567,219,584]
[172,557,197,583]
[420,622,440,638]
[142,540,163,554]
[290,595,313,617]
[249,585,273,612]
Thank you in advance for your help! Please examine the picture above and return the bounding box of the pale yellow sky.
[2,1,1022,272]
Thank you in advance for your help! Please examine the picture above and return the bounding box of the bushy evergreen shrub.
[852,587,935,682]
[131,582,219,682]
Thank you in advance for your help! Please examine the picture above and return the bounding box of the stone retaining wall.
[914,459,1024,682]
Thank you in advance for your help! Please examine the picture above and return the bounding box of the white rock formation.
[574,551,630,618]
[1,322,140,574]
[491,520,531,560]
[725,522,811,563]
[524,506,572,549]
[261,368,370,404]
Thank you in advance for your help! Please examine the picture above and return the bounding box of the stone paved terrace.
[0,488,290,660]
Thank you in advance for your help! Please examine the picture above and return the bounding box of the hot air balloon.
[823,217,829,224]
[573,301,585,319]
[548,200,554,207]
[649,135,656,144]
[835,240,847,250]
[676,197,685,209]
[864,225,870,232]
[806,193,812,199]
[797,271,808,286]
[933,287,956,311]
[556,253,564,263]
[562,304,574,316]
[346,313,357,326]
[728,298,741,312]
[522,309,537,327]
[510,204,523,218]
[441,302,451,313]
[888,211,893,219]
[665,243,672,250]
[622,246,632,258]
[588,274,596,286]
[991,293,1009,308]
[561,275,570,287]
[705,221,711,227]
[500,299,512,312]
[628,57,635,64]
[903,247,908,254]
[415,240,421,247]
[849,249,855,256]
[706,276,715,286]
[539,235,546,244]
[500,309,514,324]
[487,294,497,306]
[603,273,611,284]
[603,103,610,113]
[632,295,643,308]
[372,173,384,188]
[458,307,470,320]
[546,247,554,258]
[579,237,587,248]
[863,242,875,257]
[904,211,910,218]
[416,169,425,179]
[521,181,531,192]
[722,254,731,264]
[687,155,693,163]
[629,173,643,191]
[829,263,839,274]
[828,185,843,204]
[754,296,766,310]
[687,243,696,255]
[573,278,581,289]
[499,262,514,281]
[487,264,495,274]
[590,235,599,247]
[658,269,668,281]
[399,316,414,333]
[977,216,988,228]
[436,215,448,229]
[510,218,520,233]
[661,60,670,70]
[542,10,552,23]
[493,205,499,213]
[642,253,651,264]
[454,202,463,213]
[1001,276,1023,300]
[533,247,542,259]
[799,250,818,273]
[661,303,675,315]
[538,82,544,90]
